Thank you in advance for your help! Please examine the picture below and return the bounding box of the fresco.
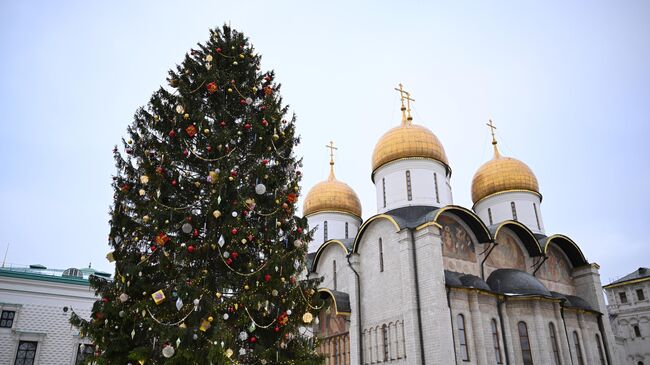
[318,301,348,337]
[440,215,476,262]
[486,230,526,270]
[538,245,572,284]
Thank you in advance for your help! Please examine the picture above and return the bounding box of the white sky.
[0,0,648,284]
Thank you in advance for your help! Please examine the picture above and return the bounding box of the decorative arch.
[311,240,350,273]
[541,234,588,267]
[317,288,351,316]
[352,214,400,253]
[491,220,543,257]
[419,205,492,243]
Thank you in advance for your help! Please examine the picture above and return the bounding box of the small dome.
[487,269,551,296]
[303,165,362,218]
[471,146,539,204]
[371,122,449,175]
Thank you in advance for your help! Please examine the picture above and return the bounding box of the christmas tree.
[71,25,322,364]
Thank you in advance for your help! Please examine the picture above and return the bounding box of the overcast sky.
[1,0,648,284]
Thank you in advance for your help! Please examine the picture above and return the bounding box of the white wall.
[474,191,545,234]
[306,212,361,253]
[0,275,96,365]
[374,159,452,213]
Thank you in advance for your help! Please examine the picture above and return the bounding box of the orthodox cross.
[326,141,338,165]
[486,119,498,145]
[394,83,415,124]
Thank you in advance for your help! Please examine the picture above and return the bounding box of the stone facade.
[604,268,650,365]
[0,266,100,365]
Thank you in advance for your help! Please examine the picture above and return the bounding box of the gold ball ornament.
[302,312,313,324]
[143,215,150,223]
[212,210,222,219]
[183,113,190,119]
[227,88,233,93]
[140,175,149,184]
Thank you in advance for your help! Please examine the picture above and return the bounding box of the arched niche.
[486,228,527,271]
[439,213,480,276]
[538,243,576,294]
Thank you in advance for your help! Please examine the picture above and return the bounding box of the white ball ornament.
[182,223,193,234]
[162,345,175,358]
[231,211,238,217]
[245,97,253,105]
[255,184,266,195]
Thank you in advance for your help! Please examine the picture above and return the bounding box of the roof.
[0,264,111,286]
[486,269,551,297]
[444,270,491,291]
[318,288,351,315]
[604,267,650,288]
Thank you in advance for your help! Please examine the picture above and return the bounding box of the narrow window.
[533,203,541,230]
[0,310,15,328]
[333,260,337,290]
[457,314,470,361]
[549,322,561,365]
[382,178,386,208]
[323,221,328,242]
[488,208,494,226]
[382,324,389,362]
[406,170,412,201]
[573,331,584,365]
[634,325,641,337]
[434,172,440,203]
[379,238,384,272]
[76,344,95,365]
[345,222,349,239]
[491,319,503,364]
[518,321,533,365]
[619,292,628,303]
[595,334,606,365]
[637,289,645,301]
[14,341,37,365]
[511,202,518,221]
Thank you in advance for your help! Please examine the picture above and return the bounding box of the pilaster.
[398,229,424,364]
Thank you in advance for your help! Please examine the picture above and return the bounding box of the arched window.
[381,324,389,362]
[378,238,384,272]
[332,260,337,290]
[406,170,412,201]
[533,203,541,230]
[488,208,493,226]
[511,202,518,221]
[518,321,533,365]
[573,331,584,365]
[457,314,470,361]
[491,319,503,364]
[434,172,440,203]
[323,221,328,242]
[549,322,561,365]
[382,178,386,208]
[595,334,606,365]
[634,324,642,337]
[345,222,349,239]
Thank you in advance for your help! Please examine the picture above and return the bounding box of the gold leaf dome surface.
[471,150,539,204]
[303,170,362,218]
[371,123,449,174]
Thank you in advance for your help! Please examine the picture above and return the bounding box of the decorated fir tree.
[71,25,322,364]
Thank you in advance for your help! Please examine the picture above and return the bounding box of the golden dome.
[371,122,449,175]
[303,163,362,218]
[471,146,540,205]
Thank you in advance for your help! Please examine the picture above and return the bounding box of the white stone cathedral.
[302,87,620,365]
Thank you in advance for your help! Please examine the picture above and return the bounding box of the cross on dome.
[486,119,501,157]
[325,141,338,180]
[394,83,415,125]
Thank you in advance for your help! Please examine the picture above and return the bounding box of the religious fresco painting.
[539,245,573,284]
[439,215,476,262]
[486,230,526,270]
[318,301,348,337]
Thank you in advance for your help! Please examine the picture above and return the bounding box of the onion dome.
[303,144,362,218]
[371,85,449,176]
[471,121,539,204]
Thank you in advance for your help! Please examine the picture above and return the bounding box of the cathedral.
[302,86,619,365]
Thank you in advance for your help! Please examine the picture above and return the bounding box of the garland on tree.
[70,25,323,365]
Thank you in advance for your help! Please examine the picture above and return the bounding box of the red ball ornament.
[261,119,268,127]
[230,170,238,177]
[206,81,218,94]
[192,229,199,237]
[250,336,257,343]
[274,325,280,332]
[102,297,109,303]
[171,179,177,187]
[187,245,195,253]
[220,121,226,128]
[247,234,254,241]
[264,274,271,282]
[231,228,238,235]
[297,227,303,234]
[207,146,212,152]
[226,258,233,265]
[150,245,157,251]
[183,149,189,157]
[239,99,247,105]
[168,130,176,138]
[216,47,222,53]
[231,252,239,259]
[244,123,251,130]
[262,159,269,165]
